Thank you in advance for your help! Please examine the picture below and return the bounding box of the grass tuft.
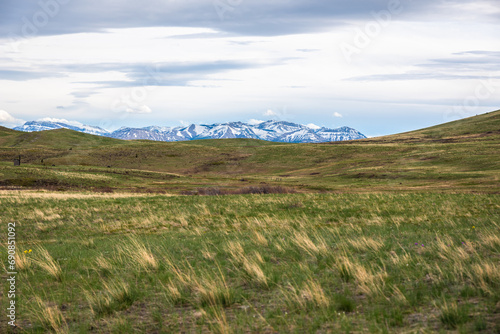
[33,247,63,281]
[335,294,356,313]
[31,296,68,334]
[438,301,469,329]
[85,279,137,317]
[119,236,158,271]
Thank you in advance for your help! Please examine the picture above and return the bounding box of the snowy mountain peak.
[14,120,110,136]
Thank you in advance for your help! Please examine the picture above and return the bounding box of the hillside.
[364,109,500,143]
[0,110,499,193]
[0,127,124,148]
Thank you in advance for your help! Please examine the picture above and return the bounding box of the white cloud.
[248,119,265,125]
[306,123,321,129]
[126,105,152,114]
[0,16,498,136]
[0,110,25,127]
[38,117,84,127]
[264,109,277,117]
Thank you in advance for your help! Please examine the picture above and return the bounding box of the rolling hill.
[0,109,499,193]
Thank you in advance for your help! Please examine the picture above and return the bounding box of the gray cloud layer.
[0,69,65,81]
[346,51,500,81]
[0,59,283,87]
[2,0,498,39]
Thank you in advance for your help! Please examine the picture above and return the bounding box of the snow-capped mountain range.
[14,120,110,137]
[14,120,366,143]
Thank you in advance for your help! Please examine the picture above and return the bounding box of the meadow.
[0,110,499,333]
[1,192,499,333]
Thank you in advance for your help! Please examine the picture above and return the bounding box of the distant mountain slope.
[15,120,110,136]
[14,120,367,143]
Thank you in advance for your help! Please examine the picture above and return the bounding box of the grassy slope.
[0,127,124,148]
[0,109,499,193]
[392,109,500,139]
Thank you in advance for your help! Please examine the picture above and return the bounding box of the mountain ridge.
[14,120,366,143]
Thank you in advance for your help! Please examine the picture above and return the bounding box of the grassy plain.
[1,192,499,333]
[0,110,499,333]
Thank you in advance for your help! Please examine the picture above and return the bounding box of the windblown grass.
[85,279,137,317]
[1,192,499,332]
[32,247,62,281]
[118,236,158,271]
[31,295,68,334]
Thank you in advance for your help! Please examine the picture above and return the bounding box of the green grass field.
[1,192,499,333]
[1,110,499,333]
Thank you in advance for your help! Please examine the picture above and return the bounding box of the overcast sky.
[0,0,499,136]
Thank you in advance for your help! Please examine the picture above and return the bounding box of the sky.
[0,0,499,137]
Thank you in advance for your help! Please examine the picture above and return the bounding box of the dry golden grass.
[435,299,469,329]
[292,231,328,257]
[356,266,387,297]
[160,280,183,305]
[178,216,189,228]
[163,256,192,288]
[85,278,135,318]
[300,278,330,308]
[388,248,412,266]
[162,257,235,308]
[103,279,133,305]
[192,271,234,307]
[119,236,158,270]
[99,220,126,234]
[349,236,383,252]
[206,306,231,334]
[435,236,471,264]
[31,296,68,334]
[33,247,62,281]
[225,240,268,287]
[81,238,95,249]
[84,289,113,317]
[15,251,32,271]
[196,203,211,216]
[482,233,500,251]
[467,261,500,295]
[52,170,112,181]
[0,190,158,199]
[32,208,61,221]
[336,256,387,297]
[252,230,268,247]
[95,255,113,272]
[226,240,245,263]
[391,286,408,304]
[241,257,268,287]
[364,216,384,226]
[253,251,264,264]
[245,216,277,229]
[281,278,329,310]
[201,245,216,260]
